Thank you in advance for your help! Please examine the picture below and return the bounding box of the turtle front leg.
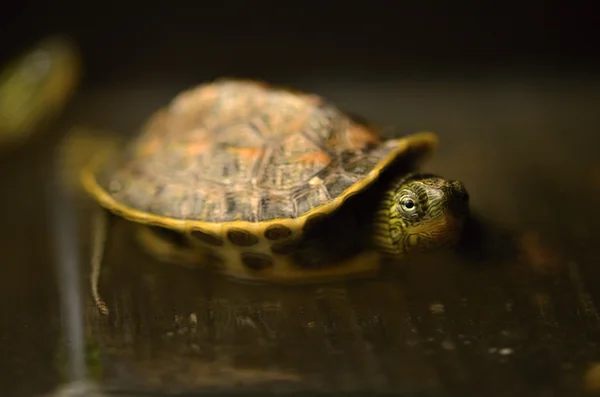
[134,225,203,267]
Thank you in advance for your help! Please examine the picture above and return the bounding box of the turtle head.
[374,173,470,256]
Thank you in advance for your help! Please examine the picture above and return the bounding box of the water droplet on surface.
[499,347,513,356]
[430,302,445,314]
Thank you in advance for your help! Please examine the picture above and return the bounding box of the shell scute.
[323,172,360,199]
[222,191,260,222]
[148,183,194,219]
[343,153,383,176]
[109,172,157,212]
[258,194,296,221]
[258,132,331,191]
[204,144,265,186]
[293,184,331,216]
[191,189,224,223]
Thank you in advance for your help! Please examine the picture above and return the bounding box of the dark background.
[2,3,598,86]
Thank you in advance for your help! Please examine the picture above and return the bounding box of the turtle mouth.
[436,192,470,249]
[408,215,465,251]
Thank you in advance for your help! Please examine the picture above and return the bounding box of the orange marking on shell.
[346,125,381,150]
[295,151,331,166]
[226,147,263,160]
[184,140,212,155]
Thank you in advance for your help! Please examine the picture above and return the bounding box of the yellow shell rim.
[80,131,438,235]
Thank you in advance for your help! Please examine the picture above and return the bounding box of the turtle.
[75,78,470,314]
[0,35,80,150]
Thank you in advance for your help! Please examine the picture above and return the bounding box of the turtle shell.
[83,79,438,235]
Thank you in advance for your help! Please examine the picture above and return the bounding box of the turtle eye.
[400,196,417,213]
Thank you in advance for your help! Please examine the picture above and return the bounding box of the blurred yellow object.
[0,36,81,148]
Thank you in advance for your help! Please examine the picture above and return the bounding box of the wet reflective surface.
[1,77,600,396]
